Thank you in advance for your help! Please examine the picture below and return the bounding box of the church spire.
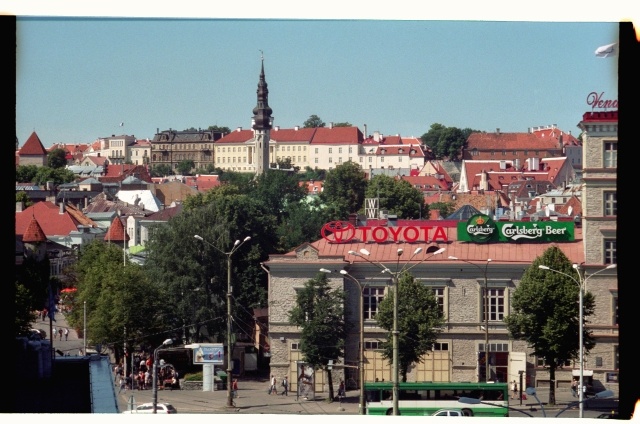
[252,51,273,130]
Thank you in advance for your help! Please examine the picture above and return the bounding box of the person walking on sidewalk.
[281,376,289,396]
[269,374,278,395]
[511,380,518,400]
[64,328,69,341]
[232,379,239,398]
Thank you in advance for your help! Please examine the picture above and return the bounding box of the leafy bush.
[184,371,203,381]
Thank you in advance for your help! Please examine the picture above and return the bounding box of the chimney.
[496,128,501,135]
[329,122,333,129]
[363,124,367,138]
[294,125,300,131]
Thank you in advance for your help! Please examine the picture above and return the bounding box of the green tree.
[16,191,33,208]
[15,282,38,337]
[375,272,444,381]
[320,161,367,216]
[207,125,231,135]
[299,166,326,182]
[365,174,425,219]
[66,240,165,362]
[195,163,217,174]
[30,166,75,185]
[333,122,352,127]
[16,164,39,183]
[303,114,326,128]
[250,169,308,218]
[276,197,334,253]
[504,246,595,406]
[47,148,68,169]
[145,192,278,346]
[150,164,173,177]
[421,123,479,161]
[176,160,195,175]
[288,272,346,401]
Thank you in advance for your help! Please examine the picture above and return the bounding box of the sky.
[13,3,627,148]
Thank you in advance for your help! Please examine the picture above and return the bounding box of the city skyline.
[15,8,621,147]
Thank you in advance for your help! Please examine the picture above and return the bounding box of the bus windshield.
[364,381,509,416]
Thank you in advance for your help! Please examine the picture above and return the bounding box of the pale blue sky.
[16,17,619,147]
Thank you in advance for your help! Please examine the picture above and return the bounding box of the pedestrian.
[64,328,69,341]
[511,380,518,400]
[52,327,57,339]
[571,380,578,398]
[59,328,63,341]
[269,374,278,395]
[338,379,346,398]
[118,375,126,394]
[281,376,289,396]
[232,379,239,398]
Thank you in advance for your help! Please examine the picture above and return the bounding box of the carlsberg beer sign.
[458,214,575,243]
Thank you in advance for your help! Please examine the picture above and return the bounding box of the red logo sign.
[321,221,357,243]
[586,91,618,110]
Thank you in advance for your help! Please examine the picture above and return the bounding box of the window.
[484,288,505,321]
[329,157,333,163]
[338,157,342,163]
[364,341,382,350]
[380,157,384,162]
[604,142,617,168]
[536,357,572,367]
[291,342,300,350]
[329,148,333,154]
[364,287,385,320]
[433,342,449,351]
[604,191,617,216]
[315,148,319,154]
[339,147,343,154]
[349,147,353,153]
[613,296,618,326]
[614,345,619,370]
[432,288,444,315]
[604,239,617,264]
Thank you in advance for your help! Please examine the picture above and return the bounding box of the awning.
[572,369,594,377]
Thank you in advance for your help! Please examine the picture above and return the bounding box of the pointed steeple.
[23,216,47,243]
[252,53,273,130]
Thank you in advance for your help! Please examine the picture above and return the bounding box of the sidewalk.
[116,377,360,414]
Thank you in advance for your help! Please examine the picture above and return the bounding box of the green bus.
[364,381,509,416]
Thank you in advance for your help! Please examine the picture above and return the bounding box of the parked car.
[122,402,177,414]
[29,328,46,340]
[431,408,471,416]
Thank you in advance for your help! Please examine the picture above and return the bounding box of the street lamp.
[152,338,173,414]
[348,246,446,415]
[448,256,492,382]
[194,233,251,409]
[525,386,546,417]
[319,268,366,415]
[538,263,616,418]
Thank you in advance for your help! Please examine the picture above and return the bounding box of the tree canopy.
[47,148,68,169]
[375,271,444,381]
[365,174,425,219]
[303,114,326,128]
[504,246,595,406]
[288,272,346,401]
[420,123,479,161]
[319,161,367,216]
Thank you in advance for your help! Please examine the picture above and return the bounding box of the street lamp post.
[348,246,445,415]
[320,268,366,415]
[194,234,251,409]
[448,257,492,382]
[538,263,616,418]
[152,338,173,414]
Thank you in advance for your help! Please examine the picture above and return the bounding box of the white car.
[122,402,178,414]
[431,408,470,416]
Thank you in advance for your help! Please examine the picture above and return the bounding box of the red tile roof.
[531,127,580,146]
[271,127,317,142]
[15,201,88,237]
[401,175,449,191]
[467,132,560,150]
[105,216,129,242]
[216,129,255,144]
[19,131,48,155]
[22,216,47,243]
[268,225,584,266]
[311,126,364,145]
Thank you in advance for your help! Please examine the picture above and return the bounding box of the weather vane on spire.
[259,49,264,61]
